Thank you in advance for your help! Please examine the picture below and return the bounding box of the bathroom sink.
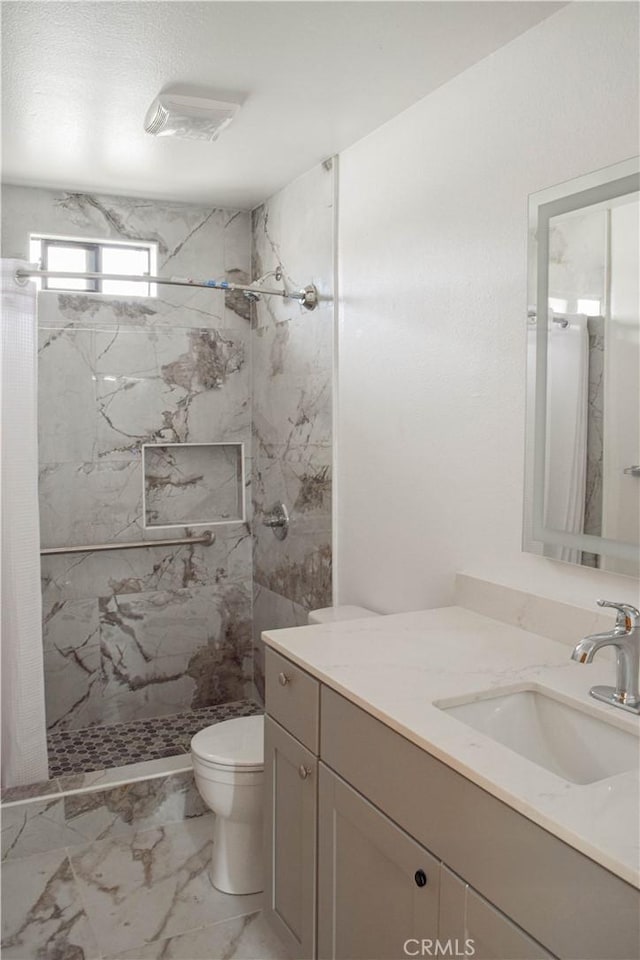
[437,688,639,784]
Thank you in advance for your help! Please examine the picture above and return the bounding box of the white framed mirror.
[524,157,640,576]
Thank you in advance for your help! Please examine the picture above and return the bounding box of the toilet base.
[210,813,264,895]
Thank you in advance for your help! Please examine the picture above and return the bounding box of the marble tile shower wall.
[250,162,335,697]
[1,186,254,731]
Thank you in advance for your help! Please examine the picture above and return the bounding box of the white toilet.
[191,714,264,896]
[191,608,377,895]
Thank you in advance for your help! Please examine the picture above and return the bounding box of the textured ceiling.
[2,1,564,208]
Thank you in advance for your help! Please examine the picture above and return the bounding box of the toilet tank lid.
[191,714,264,767]
[308,605,378,624]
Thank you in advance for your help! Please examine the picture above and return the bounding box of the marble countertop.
[262,605,640,888]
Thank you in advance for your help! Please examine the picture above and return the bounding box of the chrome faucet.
[571,600,640,714]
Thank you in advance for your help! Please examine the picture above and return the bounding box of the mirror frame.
[524,156,640,568]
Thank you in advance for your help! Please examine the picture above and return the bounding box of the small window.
[29,235,158,296]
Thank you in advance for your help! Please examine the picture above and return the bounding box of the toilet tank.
[308,605,379,625]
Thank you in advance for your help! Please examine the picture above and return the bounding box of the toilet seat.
[191,714,264,772]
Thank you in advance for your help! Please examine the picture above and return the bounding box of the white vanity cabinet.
[264,648,640,960]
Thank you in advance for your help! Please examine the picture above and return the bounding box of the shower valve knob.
[263,502,289,541]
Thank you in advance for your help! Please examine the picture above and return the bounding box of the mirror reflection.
[525,161,640,575]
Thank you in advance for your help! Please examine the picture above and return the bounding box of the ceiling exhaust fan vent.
[144,92,241,142]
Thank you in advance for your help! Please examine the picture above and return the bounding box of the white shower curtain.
[1,259,49,787]
[543,313,589,563]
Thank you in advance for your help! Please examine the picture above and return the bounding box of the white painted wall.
[336,2,640,614]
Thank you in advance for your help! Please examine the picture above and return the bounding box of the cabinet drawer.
[265,647,319,753]
[321,686,640,960]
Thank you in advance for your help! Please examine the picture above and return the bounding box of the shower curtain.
[543,313,589,563]
[1,259,49,787]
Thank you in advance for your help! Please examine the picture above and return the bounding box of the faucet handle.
[597,600,640,632]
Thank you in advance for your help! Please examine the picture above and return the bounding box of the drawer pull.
[278,672,291,686]
[298,765,311,780]
[414,869,428,888]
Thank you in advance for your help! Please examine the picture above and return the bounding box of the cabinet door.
[439,866,555,960]
[465,886,555,960]
[264,716,317,960]
[318,764,440,960]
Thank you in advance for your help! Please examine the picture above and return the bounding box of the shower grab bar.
[40,530,215,556]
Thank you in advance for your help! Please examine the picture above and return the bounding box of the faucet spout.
[571,631,625,664]
[570,601,640,714]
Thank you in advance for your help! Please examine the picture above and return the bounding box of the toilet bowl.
[191,714,264,895]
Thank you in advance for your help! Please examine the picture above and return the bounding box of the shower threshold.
[46,699,262,779]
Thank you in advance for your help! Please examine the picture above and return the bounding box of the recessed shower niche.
[142,442,245,528]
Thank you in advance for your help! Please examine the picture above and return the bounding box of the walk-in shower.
[1,170,334,796]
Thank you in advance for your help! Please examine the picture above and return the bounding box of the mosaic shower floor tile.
[47,699,262,778]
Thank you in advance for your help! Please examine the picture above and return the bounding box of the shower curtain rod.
[15,269,319,310]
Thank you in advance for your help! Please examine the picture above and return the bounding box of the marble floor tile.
[0,777,60,804]
[69,817,263,956]
[2,773,208,862]
[2,796,86,862]
[1,848,100,960]
[111,910,289,960]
